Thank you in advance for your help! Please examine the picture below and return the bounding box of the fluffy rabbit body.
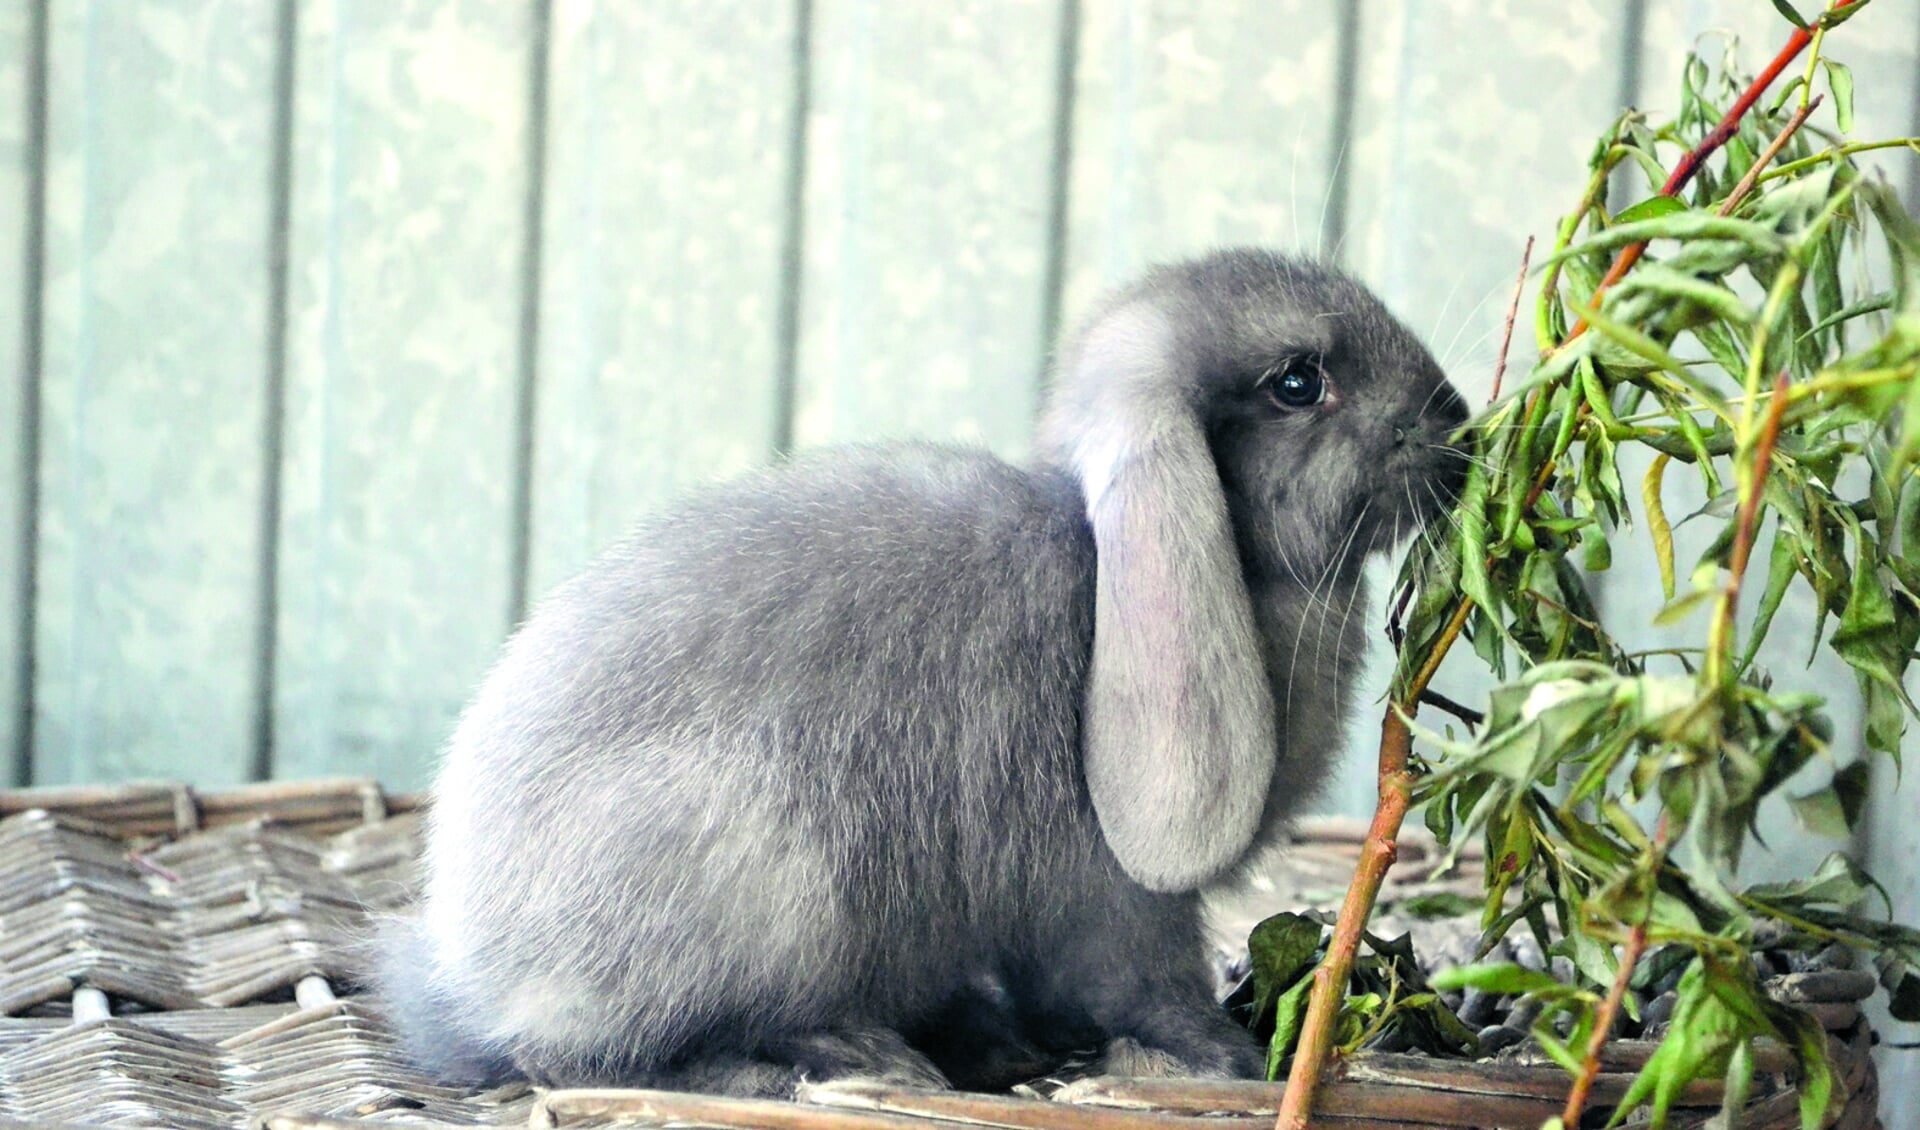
[380,249,1468,1095]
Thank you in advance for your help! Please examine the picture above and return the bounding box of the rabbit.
[375,247,1470,1097]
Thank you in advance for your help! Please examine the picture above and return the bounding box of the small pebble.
[1510,935,1545,971]
[1459,987,1501,1028]
[1642,991,1678,1030]
[1653,964,1686,996]
[1477,1025,1527,1054]
[1549,956,1575,984]
[1766,969,1878,1004]
[1506,996,1544,1031]
[1811,943,1856,971]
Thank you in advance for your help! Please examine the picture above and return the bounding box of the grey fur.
[377,249,1468,1096]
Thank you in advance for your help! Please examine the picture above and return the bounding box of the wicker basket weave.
[0,780,1881,1129]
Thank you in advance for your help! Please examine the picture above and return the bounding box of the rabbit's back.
[407,443,1101,1076]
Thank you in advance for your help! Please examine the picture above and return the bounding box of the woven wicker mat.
[0,780,1880,1129]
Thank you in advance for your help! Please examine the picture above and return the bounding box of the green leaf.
[1532,1027,1585,1075]
[1547,213,1786,264]
[1613,958,1779,1128]
[1781,1008,1837,1130]
[1862,182,1920,318]
[1742,530,1801,673]
[1614,194,1687,224]
[1691,318,1750,382]
[1266,975,1314,1079]
[1863,677,1909,759]
[1429,962,1571,997]
[1654,587,1717,626]
[1748,852,1878,910]
[1612,263,1755,326]
[1770,0,1810,29]
[1821,59,1855,133]
[1396,892,1482,920]
[1788,785,1852,838]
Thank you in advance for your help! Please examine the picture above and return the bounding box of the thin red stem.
[1562,816,1674,1128]
[1563,1,1850,345]
[1488,236,1535,403]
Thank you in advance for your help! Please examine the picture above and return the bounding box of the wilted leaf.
[1248,913,1324,1026]
[1642,454,1677,599]
[1788,785,1852,838]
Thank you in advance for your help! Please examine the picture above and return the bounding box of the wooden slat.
[1055,1058,1727,1123]
[1059,1,1347,317]
[536,1088,949,1130]
[791,0,1068,458]
[272,0,536,790]
[804,1080,1254,1130]
[32,0,281,786]
[525,0,803,597]
[0,0,38,787]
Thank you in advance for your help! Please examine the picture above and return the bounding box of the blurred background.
[1,0,1918,1115]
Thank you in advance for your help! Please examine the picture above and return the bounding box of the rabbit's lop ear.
[1043,303,1277,893]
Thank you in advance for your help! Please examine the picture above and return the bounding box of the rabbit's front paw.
[1098,1019,1262,1080]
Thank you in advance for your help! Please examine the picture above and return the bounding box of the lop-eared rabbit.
[379,249,1470,1096]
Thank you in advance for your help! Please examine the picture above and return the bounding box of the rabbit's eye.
[1264,358,1327,410]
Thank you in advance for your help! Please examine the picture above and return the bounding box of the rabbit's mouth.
[1363,442,1470,548]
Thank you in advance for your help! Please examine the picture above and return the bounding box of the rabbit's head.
[1037,249,1467,892]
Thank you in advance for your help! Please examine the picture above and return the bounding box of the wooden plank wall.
[3,0,1918,1113]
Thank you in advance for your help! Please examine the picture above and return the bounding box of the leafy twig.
[1719,95,1822,217]
[1707,372,1794,686]
[1272,16,1851,1130]
[1560,815,1673,1130]
[1274,711,1417,1130]
[1563,0,1856,347]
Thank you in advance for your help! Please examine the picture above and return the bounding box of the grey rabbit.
[376,248,1469,1096]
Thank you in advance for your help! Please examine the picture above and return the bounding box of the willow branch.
[1707,373,1794,686]
[1561,816,1675,1129]
[1561,0,1854,346]
[1720,95,1822,218]
[1271,15,1847,1128]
